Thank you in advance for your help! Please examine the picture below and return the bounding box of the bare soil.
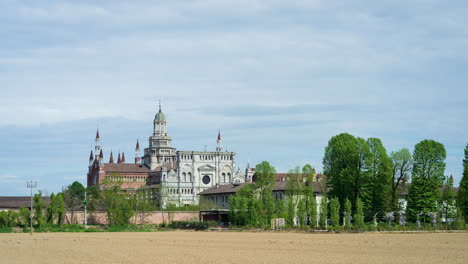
[0,231,466,264]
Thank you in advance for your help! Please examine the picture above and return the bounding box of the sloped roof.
[272,181,324,193]
[199,181,325,195]
[104,163,150,173]
[0,196,51,209]
[198,183,251,195]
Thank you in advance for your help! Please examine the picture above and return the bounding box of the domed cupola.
[155,107,166,122]
[153,102,167,135]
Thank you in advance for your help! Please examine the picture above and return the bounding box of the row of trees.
[323,134,465,225]
[229,137,466,229]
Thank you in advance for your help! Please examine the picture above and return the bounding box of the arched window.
[182,172,186,182]
[227,173,231,182]
[222,173,226,183]
[187,172,192,182]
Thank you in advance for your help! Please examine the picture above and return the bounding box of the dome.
[155,109,166,122]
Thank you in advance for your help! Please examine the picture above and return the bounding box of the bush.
[169,221,217,230]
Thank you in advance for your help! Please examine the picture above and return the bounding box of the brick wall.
[66,211,199,225]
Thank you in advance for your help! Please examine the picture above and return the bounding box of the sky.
[0,0,467,196]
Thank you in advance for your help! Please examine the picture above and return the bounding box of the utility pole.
[26,181,37,235]
[83,191,87,228]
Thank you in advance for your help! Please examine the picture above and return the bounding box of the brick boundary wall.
[65,211,199,225]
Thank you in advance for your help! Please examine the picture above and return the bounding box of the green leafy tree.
[46,193,56,224]
[254,161,276,225]
[297,199,306,227]
[275,199,286,219]
[56,193,65,227]
[319,197,328,229]
[362,138,392,218]
[62,181,85,224]
[455,207,465,229]
[33,191,44,227]
[308,197,317,228]
[228,184,255,227]
[407,140,446,221]
[18,207,30,227]
[457,144,468,220]
[303,164,317,227]
[344,198,352,227]
[323,133,370,212]
[390,148,413,211]
[440,176,456,223]
[101,178,135,226]
[286,196,295,227]
[285,166,304,227]
[354,198,365,228]
[330,197,340,228]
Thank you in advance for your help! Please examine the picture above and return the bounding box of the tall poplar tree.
[457,144,468,220]
[253,161,276,226]
[407,140,446,221]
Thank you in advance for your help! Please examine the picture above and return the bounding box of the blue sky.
[1,0,467,196]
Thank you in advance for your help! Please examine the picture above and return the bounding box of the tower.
[94,129,101,161]
[144,102,177,170]
[109,151,114,163]
[89,150,94,166]
[216,130,222,152]
[153,102,167,136]
[135,140,141,164]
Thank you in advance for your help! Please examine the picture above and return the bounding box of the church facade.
[87,104,246,207]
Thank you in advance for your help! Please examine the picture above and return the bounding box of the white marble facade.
[142,104,245,207]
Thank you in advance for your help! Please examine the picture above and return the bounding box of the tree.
[56,193,65,227]
[254,161,276,225]
[286,196,295,227]
[100,178,135,226]
[285,166,304,226]
[62,181,85,224]
[323,133,370,212]
[344,198,352,227]
[330,197,340,228]
[319,197,327,229]
[362,138,392,218]
[46,193,56,224]
[33,191,44,227]
[458,143,468,220]
[440,176,456,223]
[228,184,255,227]
[308,197,317,228]
[303,164,317,227]
[390,148,413,211]
[407,140,446,221]
[18,207,30,227]
[354,198,365,228]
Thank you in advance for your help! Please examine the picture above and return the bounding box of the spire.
[89,150,94,166]
[96,129,100,139]
[117,152,122,163]
[216,130,222,152]
[159,100,162,112]
[135,140,141,164]
[109,151,114,163]
[122,152,126,163]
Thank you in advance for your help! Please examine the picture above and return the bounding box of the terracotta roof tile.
[104,163,150,173]
[0,196,51,209]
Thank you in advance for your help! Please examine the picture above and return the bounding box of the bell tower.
[144,102,177,170]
